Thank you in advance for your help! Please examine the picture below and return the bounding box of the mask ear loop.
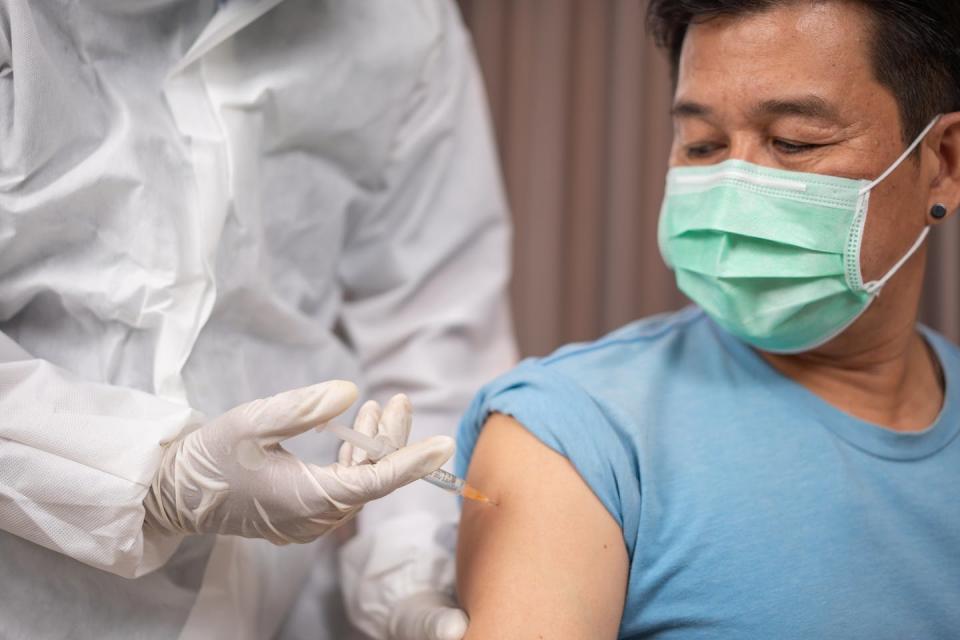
[863,226,930,295]
[858,116,941,196]
[859,115,941,294]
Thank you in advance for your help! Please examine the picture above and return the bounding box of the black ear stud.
[931,204,948,220]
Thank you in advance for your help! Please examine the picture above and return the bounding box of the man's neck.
[760,327,944,433]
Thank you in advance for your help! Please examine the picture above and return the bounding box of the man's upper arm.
[457,413,629,640]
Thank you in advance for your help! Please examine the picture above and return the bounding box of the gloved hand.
[389,590,469,640]
[142,381,454,544]
[341,512,469,640]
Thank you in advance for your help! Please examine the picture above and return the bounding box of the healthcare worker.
[0,1,515,639]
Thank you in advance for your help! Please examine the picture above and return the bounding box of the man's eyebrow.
[671,100,713,118]
[751,96,841,121]
[671,96,842,122]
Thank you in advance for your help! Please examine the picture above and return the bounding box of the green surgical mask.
[659,117,939,353]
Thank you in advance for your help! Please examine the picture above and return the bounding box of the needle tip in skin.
[461,484,498,506]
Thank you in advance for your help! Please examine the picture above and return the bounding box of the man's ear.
[927,111,960,223]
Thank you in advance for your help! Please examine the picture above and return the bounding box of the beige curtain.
[458,0,960,357]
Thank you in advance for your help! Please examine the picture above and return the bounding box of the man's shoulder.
[535,306,711,380]
[462,306,721,448]
[921,325,960,384]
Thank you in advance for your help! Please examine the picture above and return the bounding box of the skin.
[458,2,960,637]
[458,414,627,640]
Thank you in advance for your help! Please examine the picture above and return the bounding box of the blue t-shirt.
[456,307,960,639]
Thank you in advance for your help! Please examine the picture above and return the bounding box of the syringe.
[326,423,496,505]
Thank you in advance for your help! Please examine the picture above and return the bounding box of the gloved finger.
[402,607,468,640]
[337,439,353,466]
[241,380,358,444]
[428,608,469,640]
[390,595,469,640]
[377,394,413,452]
[352,400,382,465]
[321,436,455,505]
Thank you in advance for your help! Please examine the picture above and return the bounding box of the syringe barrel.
[422,468,465,493]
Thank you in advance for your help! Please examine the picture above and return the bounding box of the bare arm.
[457,413,629,639]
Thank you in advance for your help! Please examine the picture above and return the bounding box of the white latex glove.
[390,590,469,640]
[143,381,454,544]
[342,512,469,640]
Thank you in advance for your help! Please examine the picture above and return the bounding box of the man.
[454,1,960,637]
[0,1,514,638]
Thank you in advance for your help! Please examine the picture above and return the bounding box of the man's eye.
[773,139,821,154]
[685,143,723,159]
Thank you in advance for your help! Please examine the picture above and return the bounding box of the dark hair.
[646,0,960,142]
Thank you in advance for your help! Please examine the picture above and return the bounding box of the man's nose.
[726,133,772,166]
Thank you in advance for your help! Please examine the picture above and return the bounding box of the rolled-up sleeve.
[456,360,642,556]
[0,332,199,578]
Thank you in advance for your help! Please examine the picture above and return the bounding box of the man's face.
[670,1,932,285]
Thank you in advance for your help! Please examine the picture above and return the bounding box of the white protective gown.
[0,0,516,637]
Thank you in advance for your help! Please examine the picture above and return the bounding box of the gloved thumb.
[389,592,469,640]
[238,380,359,445]
[325,435,455,505]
